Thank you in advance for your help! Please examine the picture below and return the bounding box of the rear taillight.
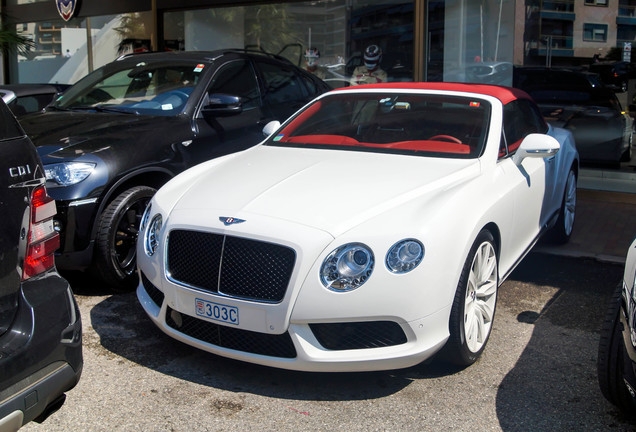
[22,185,60,280]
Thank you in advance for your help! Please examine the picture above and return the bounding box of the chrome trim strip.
[68,198,98,207]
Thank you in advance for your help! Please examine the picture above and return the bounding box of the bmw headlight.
[386,239,424,273]
[45,162,95,186]
[320,243,374,292]
[144,214,162,256]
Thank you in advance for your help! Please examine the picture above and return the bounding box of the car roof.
[0,83,69,97]
[114,49,294,66]
[337,82,531,105]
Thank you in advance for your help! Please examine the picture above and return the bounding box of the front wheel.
[94,185,156,292]
[444,230,498,366]
[597,283,636,415]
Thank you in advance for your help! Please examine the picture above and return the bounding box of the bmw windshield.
[267,92,491,159]
[52,61,204,116]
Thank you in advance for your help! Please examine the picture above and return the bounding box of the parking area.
[20,187,636,432]
[20,253,633,432]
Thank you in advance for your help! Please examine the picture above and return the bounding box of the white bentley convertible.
[136,83,578,372]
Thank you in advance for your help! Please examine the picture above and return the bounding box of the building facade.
[0,0,632,86]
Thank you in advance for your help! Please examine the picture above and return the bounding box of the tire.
[546,169,576,244]
[597,282,636,415]
[94,185,156,292]
[444,230,498,366]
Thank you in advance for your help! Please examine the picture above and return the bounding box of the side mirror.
[512,133,560,165]
[262,120,280,138]
[201,93,243,120]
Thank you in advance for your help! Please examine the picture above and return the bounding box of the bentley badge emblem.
[220,217,245,226]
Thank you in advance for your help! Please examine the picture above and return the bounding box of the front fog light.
[144,214,162,256]
[386,239,424,273]
[320,243,374,292]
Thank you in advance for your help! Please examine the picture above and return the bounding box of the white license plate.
[195,298,239,325]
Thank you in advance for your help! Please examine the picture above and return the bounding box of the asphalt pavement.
[536,187,636,263]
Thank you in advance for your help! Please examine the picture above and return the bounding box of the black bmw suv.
[0,99,82,429]
[19,49,330,291]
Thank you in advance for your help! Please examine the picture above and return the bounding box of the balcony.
[618,5,636,24]
[541,0,575,12]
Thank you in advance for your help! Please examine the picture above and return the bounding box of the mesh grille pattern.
[141,272,165,307]
[165,307,296,358]
[168,230,222,291]
[167,229,295,302]
[310,321,407,350]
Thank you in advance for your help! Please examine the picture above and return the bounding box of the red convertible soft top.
[337,82,531,105]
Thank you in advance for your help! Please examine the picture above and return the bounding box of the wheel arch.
[481,222,501,259]
[90,167,175,239]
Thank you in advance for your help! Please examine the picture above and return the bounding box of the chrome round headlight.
[386,239,424,273]
[144,214,162,256]
[320,243,374,292]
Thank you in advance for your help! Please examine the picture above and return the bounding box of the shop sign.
[55,0,79,22]
[624,42,632,63]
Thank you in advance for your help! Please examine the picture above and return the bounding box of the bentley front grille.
[167,229,296,302]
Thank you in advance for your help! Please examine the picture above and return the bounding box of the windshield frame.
[265,90,492,159]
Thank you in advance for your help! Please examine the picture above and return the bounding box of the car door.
[187,59,268,165]
[496,100,552,270]
[254,58,313,121]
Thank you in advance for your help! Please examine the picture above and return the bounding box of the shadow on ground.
[495,253,635,431]
[78,253,636,429]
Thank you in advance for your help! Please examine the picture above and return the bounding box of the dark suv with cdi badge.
[19,49,329,291]
[0,99,82,430]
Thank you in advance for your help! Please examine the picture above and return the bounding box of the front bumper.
[53,198,100,270]
[138,271,450,372]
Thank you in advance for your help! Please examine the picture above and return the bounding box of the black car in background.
[598,238,636,418]
[589,61,636,93]
[0,99,82,429]
[513,67,633,165]
[19,49,330,291]
[0,83,70,117]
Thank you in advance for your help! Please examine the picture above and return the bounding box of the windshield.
[267,92,491,158]
[53,61,203,116]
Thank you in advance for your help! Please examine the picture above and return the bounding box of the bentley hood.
[164,145,481,236]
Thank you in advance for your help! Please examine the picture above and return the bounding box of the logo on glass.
[219,217,246,226]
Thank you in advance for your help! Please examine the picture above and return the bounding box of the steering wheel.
[428,135,463,144]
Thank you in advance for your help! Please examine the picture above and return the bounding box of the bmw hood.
[19,111,185,160]
[165,145,480,236]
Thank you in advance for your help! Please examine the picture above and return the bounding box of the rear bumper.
[0,273,83,428]
[0,362,81,428]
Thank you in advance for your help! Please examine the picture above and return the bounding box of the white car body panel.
[137,86,578,372]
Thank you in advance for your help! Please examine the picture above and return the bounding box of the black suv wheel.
[94,186,156,292]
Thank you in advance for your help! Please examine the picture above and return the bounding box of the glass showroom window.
[15,12,152,84]
[426,0,515,86]
[162,0,415,87]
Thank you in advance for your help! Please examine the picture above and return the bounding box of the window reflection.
[15,12,152,84]
[163,0,414,88]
